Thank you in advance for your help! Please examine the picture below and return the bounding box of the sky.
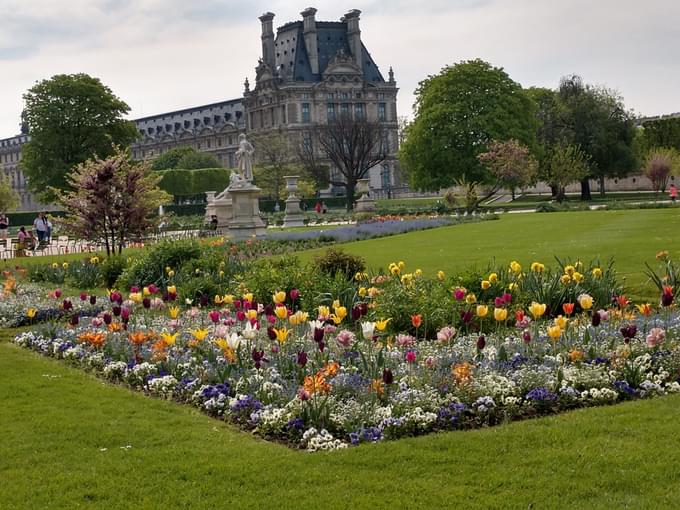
[1,0,678,138]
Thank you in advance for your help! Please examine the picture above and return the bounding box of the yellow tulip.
[592,267,602,278]
[129,292,143,304]
[528,302,546,319]
[89,256,99,264]
[560,274,571,285]
[578,293,593,310]
[332,299,341,310]
[547,325,562,341]
[358,287,367,298]
[481,280,491,290]
[62,262,69,270]
[375,318,391,331]
[465,293,477,304]
[398,261,405,271]
[27,308,37,319]
[246,309,258,321]
[167,285,177,295]
[414,269,422,277]
[168,306,180,319]
[273,327,290,344]
[165,266,172,274]
[51,263,58,269]
[214,295,223,305]
[289,310,309,325]
[509,261,521,273]
[168,270,175,278]
[332,306,347,324]
[273,291,286,305]
[191,329,209,342]
[488,273,498,283]
[476,305,489,318]
[160,332,178,346]
[318,305,330,319]
[572,271,584,283]
[531,262,545,273]
[219,270,225,278]
[143,286,151,296]
[494,307,508,321]
[222,294,234,305]
[275,306,288,320]
[508,282,518,291]
[437,270,445,281]
[554,315,568,329]
[367,287,379,299]
[389,263,400,276]
[401,273,413,285]
[564,265,575,276]
[243,293,253,302]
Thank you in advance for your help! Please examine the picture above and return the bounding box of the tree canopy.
[0,174,19,213]
[399,59,537,191]
[21,74,139,201]
[58,147,170,255]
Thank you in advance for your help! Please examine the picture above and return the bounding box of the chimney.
[259,12,276,71]
[301,7,319,75]
[344,9,362,71]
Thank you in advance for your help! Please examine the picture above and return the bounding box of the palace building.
[0,8,399,211]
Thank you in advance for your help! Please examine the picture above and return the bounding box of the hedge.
[157,168,231,197]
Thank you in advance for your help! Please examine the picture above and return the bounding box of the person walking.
[670,183,678,203]
[33,212,48,246]
[0,213,8,241]
[45,214,53,244]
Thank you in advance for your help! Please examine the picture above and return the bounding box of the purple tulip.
[296,351,308,367]
[476,335,486,350]
[90,295,97,305]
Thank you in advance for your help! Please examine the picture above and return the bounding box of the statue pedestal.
[228,185,266,240]
[205,191,233,228]
[354,179,375,212]
[283,175,305,228]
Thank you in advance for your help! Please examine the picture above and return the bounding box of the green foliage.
[21,73,139,201]
[641,117,680,152]
[57,147,171,256]
[178,276,223,304]
[157,168,231,197]
[0,173,19,213]
[399,59,537,191]
[117,239,203,289]
[544,143,591,201]
[151,147,220,170]
[101,256,128,288]
[314,248,366,280]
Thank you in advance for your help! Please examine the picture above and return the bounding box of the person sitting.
[17,226,33,256]
[210,215,219,231]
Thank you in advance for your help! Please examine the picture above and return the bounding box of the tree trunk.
[550,185,558,199]
[511,188,516,200]
[580,179,591,201]
[599,175,606,197]
[556,187,566,203]
[345,180,356,212]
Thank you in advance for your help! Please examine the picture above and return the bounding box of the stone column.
[283,175,305,228]
[228,185,266,240]
[354,178,376,212]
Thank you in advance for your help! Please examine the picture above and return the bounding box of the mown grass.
[2,328,680,509]
[298,208,680,300]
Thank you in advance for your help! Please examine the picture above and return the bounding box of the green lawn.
[298,208,680,300]
[1,330,680,509]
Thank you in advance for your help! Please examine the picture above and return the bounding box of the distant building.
[0,8,399,211]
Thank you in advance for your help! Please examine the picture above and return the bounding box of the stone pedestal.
[354,178,376,212]
[283,175,305,228]
[205,190,233,228]
[228,184,266,240]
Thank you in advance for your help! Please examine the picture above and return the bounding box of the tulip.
[55,288,62,298]
[554,315,568,330]
[562,303,575,315]
[375,318,391,331]
[266,326,277,340]
[620,324,637,340]
[199,295,209,307]
[142,297,151,309]
[62,299,73,311]
[437,271,445,281]
[382,368,394,385]
[112,305,121,317]
[26,308,37,319]
[236,310,246,321]
[476,305,489,318]
[635,303,652,316]
[522,330,532,343]
[460,310,473,324]
[80,292,88,301]
[530,262,545,273]
[405,351,417,363]
[290,289,300,301]
[615,295,630,309]
[481,280,491,290]
[411,314,422,328]
[646,328,665,348]
[296,351,308,367]
[454,288,466,301]
[560,274,571,285]
[662,285,674,307]
[275,305,288,320]
[251,349,267,369]
[103,312,112,325]
[465,293,477,304]
[272,290,286,305]
[547,325,562,341]
[509,261,521,273]
[90,295,97,306]
[592,267,602,278]
[130,286,139,293]
[476,335,486,350]
[209,310,221,323]
[591,310,601,327]
[494,307,507,322]
[577,293,593,310]
[351,305,362,322]
[488,273,498,283]
[361,321,376,340]
[70,314,79,326]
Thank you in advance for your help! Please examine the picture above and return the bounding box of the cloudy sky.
[1,0,678,137]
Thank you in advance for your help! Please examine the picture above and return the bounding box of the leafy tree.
[399,59,537,191]
[544,144,590,202]
[151,147,220,170]
[557,75,636,199]
[643,148,677,193]
[477,139,538,199]
[317,115,387,211]
[21,74,138,201]
[0,174,19,213]
[57,147,171,255]
[641,117,680,152]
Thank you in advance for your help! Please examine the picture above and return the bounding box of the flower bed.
[10,257,680,451]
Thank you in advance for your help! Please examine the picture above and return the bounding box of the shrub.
[101,256,128,288]
[66,260,102,289]
[117,239,202,289]
[314,248,366,280]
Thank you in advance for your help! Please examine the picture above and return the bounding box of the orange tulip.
[411,314,422,328]
[562,303,575,315]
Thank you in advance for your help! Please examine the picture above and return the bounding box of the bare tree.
[316,115,387,211]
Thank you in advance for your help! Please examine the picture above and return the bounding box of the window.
[281,105,287,124]
[327,92,334,99]
[381,164,391,189]
[354,103,365,119]
[302,132,313,153]
[378,102,386,121]
[327,103,336,121]
[340,103,350,117]
[302,103,311,123]
[378,93,385,100]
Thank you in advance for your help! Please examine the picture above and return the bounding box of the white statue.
[236,134,254,183]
